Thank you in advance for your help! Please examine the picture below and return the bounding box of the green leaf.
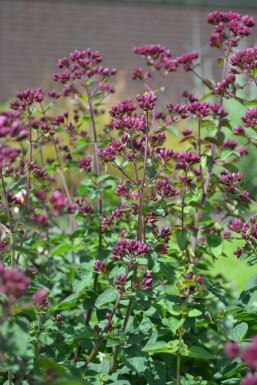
[206,234,223,256]
[166,125,178,137]
[229,322,248,342]
[244,273,257,291]
[13,246,37,258]
[95,288,118,308]
[145,360,166,385]
[162,317,185,334]
[1,317,29,356]
[189,346,214,360]
[50,243,72,257]
[176,230,188,250]
[142,340,179,353]
[122,346,148,374]
[188,309,202,317]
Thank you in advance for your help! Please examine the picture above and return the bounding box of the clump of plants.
[1,9,257,385]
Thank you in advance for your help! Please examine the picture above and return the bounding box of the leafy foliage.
[1,9,257,385]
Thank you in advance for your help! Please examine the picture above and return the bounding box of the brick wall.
[1,0,257,103]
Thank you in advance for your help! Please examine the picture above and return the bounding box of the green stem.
[36,313,41,359]
[176,326,183,385]
[1,173,15,268]
[25,109,33,209]
[8,370,12,385]
[85,292,123,367]
[51,137,72,203]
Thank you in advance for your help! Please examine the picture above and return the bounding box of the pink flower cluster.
[53,49,116,93]
[225,337,257,384]
[132,43,199,79]
[136,92,157,111]
[112,115,146,132]
[0,111,29,141]
[109,99,136,117]
[231,46,257,73]
[78,155,92,172]
[241,108,257,128]
[98,140,124,162]
[101,204,131,229]
[173,151,201,169]
[111,239,150,260]
[155,179,178,198]
[207,11,255,48]
[0,144,20,168]
[215,74,236,98]
[220,171,243,190]
[0,263,30,301]
[10,88,44,111]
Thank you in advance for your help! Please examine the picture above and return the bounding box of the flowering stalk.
[25,108,33,210]
[1,173,15,268]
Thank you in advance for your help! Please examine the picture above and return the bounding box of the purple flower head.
[132,67,143,80]
[32,288,48,305]
[241,108,257,128]
[115,183,129,198]
[167,103,189,121]
[234,125,245,135]
[163,58,178,72]
[234,247,243,258]
[78,156,92,172]
[0,263,30,300]
[145,212,158,225]
[241,340,257,369]
[10,88,44,110]
[142,272,153,290]
[54,49,115,92]
[94,260,108,273]
[112,115,146,132]
[238,146,249,156]
[136,92,157,111]
[241,373,257,385]
[210,104,228,117]
[98,140,124,162]
[133,44,175,76]
[112,239,150,259]
[134,44,167,59]
[79,202,93,214]
[187,102,210,118]
[222,139,238,150]
[220,171,243,189]
[150,132,166,147]
[231,46,257,73]
[115,274,126,287]
[0,144,20,168]
[207,11,255,48]
[109,99,137,117]
[155,148,174,162]
[222,230,232,239]
[156,179,178,198]
[224,341,240,359]
[0,240,7,250]
[176,51,199,71]
[101,216,113,229]
[215,74,236,98]
[229,217,243,232]
[50,191,68,211]
[157,243,168,255]
[182,129,193,136]
[174,151,200,169]
[160,227,171,240]
[48,90,61,99]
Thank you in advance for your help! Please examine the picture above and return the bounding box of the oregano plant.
[1,9,257,385]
